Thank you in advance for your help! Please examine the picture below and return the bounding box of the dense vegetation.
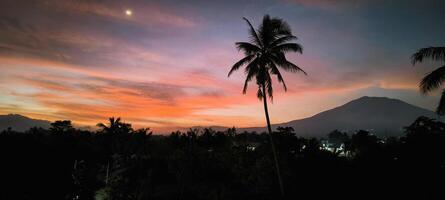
[1,116,445,200]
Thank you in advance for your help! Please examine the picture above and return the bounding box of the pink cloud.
[284,0,362,11]
[41,0,197,28]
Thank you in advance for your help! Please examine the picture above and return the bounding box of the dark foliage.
[1,117,445,200]
[411,47,445,114]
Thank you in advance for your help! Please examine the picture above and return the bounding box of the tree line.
[1,116,445,200]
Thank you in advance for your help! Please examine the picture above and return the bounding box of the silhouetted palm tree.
[97,117,132,135]
[411,47,445,115]
[97,117,122,133]
[228,15,306,197]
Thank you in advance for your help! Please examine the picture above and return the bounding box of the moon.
[125,9,132,16]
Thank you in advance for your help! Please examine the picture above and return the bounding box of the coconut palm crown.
[228,15,306,100]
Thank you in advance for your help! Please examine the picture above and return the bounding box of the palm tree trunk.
[262,85,285,198]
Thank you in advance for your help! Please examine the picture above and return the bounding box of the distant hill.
[240,96,439,137]
[0,114,50,132]
[1,96,439,136]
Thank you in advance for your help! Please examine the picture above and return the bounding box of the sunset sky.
[1,0,445,132]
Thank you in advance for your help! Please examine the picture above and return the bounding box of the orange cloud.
[0,55,262,132]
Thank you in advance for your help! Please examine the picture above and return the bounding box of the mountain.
[240,96,439,137]
[0,96,438,136]
[0,114,51,132]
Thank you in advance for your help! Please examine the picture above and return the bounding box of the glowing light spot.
[125,9,132,16]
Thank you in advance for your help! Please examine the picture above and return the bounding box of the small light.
[125,9,132,16]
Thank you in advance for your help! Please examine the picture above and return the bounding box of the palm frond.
[244,57,260,75]
[271,53,307,75]
[258,15,273,47]
[411,47,445,65]
[235,42,261,55]
[256,87,263,100]
[272,43,303,54]
[258,15,292,48]
[228,54,255,77]
[242,71,255,94]
[270,62,287,91]
[281,60,307,74]
[243,17,263,47]
[270,35,297,48]
[420,65,445,94]
[242,59,259,94]
[265,74,273,100]
[437,90,445,115]
[269,17,291,36]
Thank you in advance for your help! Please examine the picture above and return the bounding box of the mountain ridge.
[239,96,438,137]
[0,114,51,132]
[0,96,439,136]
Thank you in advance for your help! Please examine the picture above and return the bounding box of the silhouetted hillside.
[0,114,50,132]
[242,96,439,137]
